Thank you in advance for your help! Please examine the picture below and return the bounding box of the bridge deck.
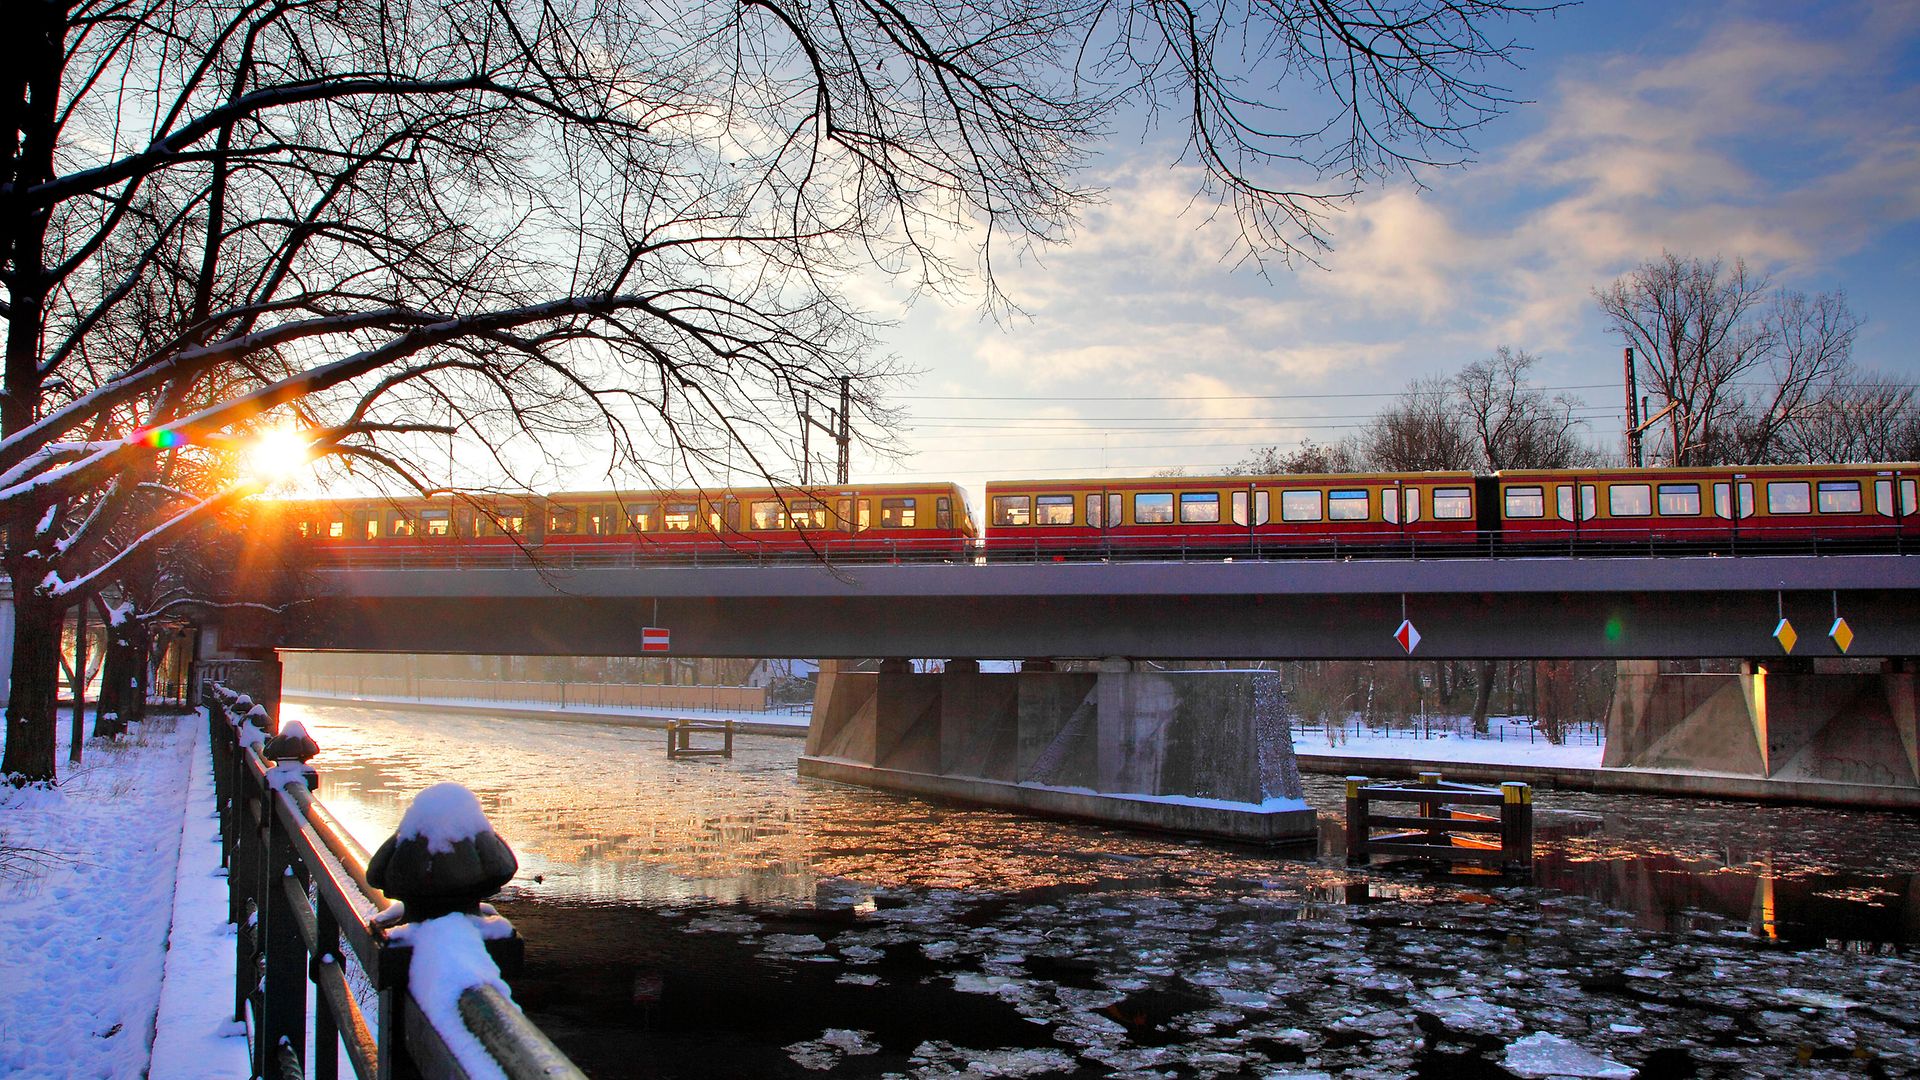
[227,553,1920,660]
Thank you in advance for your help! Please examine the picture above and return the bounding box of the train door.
[1474,476,1500,547]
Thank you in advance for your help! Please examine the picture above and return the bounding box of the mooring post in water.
[1501,782,1534,875]
[1418,770,1444,847]
[1344,776,1368,864]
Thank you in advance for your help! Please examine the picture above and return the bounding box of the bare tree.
[1227,438,1363,475]
[2,0,1554,781]
[1455,347,1596,469]
[1359,375,1477,471]
[1595,254,1861,465]
[1773,376,1920,464]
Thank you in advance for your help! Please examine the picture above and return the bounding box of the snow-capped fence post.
[258,724,323,1080]
[205,690,586,1079]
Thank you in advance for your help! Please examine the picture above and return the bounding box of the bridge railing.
[207,684,586,1080]
[300,520,1909,571]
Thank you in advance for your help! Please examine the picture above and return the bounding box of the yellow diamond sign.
[1774,618,1798,654]
[1830,617,1854,654]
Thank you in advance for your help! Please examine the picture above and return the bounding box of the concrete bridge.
[227,553,1920,660]
[189,550,1920,832]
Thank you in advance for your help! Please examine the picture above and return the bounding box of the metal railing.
[301,521,1912,571]
[207,684,586,1080]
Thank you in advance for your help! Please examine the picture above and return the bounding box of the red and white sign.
[641,626,671,653]
[1394,619,1421,655]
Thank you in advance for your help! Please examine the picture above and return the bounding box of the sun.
[244,427,312,485]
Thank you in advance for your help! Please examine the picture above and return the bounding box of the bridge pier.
[802,660,1314,841]
[1604,659,1920,791]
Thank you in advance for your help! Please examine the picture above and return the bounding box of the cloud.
[871,2,1920,479]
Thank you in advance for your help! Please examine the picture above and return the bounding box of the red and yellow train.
[261,463,1919,563]
[262,481,976,561]
[983,463,1919,555]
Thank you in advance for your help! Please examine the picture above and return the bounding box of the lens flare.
[245,427,311,483]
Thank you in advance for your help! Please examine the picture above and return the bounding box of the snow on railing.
[205,684,585,1080]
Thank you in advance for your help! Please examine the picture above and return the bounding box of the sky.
[839,0,1920,495]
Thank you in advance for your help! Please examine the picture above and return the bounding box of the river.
[286,700,1920,1078]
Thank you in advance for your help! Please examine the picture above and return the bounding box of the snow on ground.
[1294,729,1604,770]
[150,717,251,1079]
[0,710,247,1080]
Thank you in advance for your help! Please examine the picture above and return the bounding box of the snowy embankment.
[0,710,248,1079]
[284,687,811,732]
[1294,732,1604,770]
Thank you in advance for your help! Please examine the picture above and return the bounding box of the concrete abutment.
[802,660,1314,842]
[1604,659,1920,790]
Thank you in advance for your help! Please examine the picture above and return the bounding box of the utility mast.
[799,376,851,484]
[1623,347,1642,467]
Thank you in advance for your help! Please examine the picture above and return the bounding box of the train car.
[1493,463,1920,551]
[262,481,976,563]
[981,472,1483,558]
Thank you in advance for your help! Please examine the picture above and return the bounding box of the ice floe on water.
[1502,1032,1636,1078]
[784,1027,881,1070]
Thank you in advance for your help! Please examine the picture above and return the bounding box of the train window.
[881,497,917,528]
[1179,492,1220,523]
[1087,493,1121,528]
[936,496,953,530]
[549,508,578,534]
[1712,482,1755,520]
[1657,484,1701,516]
[1607,485,1651,517]
[665,502,701,530]
[1583,486,1597,520]
[1382,488,1420,523]
[628,503,659,531]
[1432,488,1473,520]
[992,495,1031,526]
[1874,479,1919,517]
[498,511,525,535]
[1817,481,1862,514]
[1556,486,1574,521]
[1504,486,1545,519]
[748,500,784,529]
[326,518,346,538]
[1767,481,1811,515]
[1280,490,1322,522]
[857,498,872,529]
[294,521,313,538]
[1230,490,1270,526]
[422,510,451,536]
[362,515,381,540]
[1036,495,1074,525]
[1328,490,1368,520]
[389,513,417,537]
[1134,493,1174,524]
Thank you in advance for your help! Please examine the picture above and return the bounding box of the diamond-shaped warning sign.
[1395,619,1421,654]
[1773,618,1797,654]
[1830,617,1854,654]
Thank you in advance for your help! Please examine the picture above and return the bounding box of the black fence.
[207,684,586,1079]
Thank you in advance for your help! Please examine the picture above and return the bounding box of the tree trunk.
[68,600,88,764]
[1470,659,1496,734]
[95,615,149,738]
[3,586,63,783]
